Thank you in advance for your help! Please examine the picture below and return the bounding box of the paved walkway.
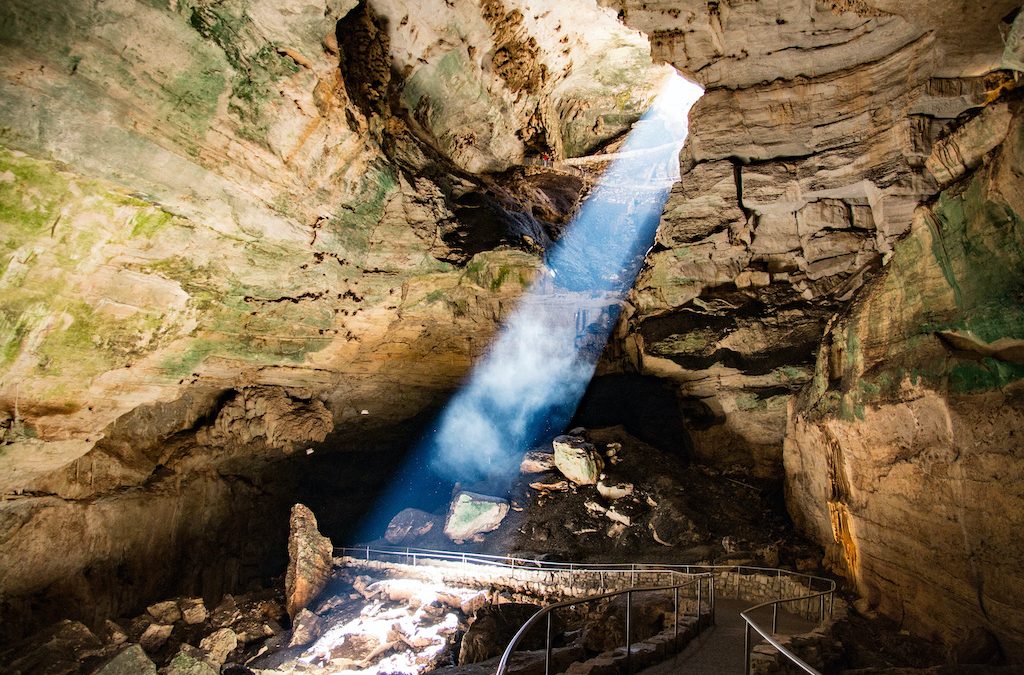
[639,599,818,674]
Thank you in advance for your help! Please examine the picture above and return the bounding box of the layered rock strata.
[605,0,1020,475]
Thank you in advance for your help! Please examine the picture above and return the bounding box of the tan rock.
[198,628,238,667]
[146,600,181,625]
[179,598,208,625]
[284,504,334,620]
[138,623,173,653]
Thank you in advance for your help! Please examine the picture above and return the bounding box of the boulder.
[95,644,157,675]
[384,508,437,545]
[443,492,509,543]
[520,450,556,474]
[288,609,323,648]
[284,503,334,620]
[147,600,182,624]
[199,627,238,667]
[138,623,173,652]
[553,435,603,485]
[179,598,208,625]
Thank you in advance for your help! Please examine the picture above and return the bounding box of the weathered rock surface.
[553,435,604,485]
[384,507,438,545]
[604,0,1021,476]
[443,491,510,543]
[284,504,334,620]
[785,106,1024,659]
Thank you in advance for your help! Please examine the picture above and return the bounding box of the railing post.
[711,575,716,625]
[365,545,370,561]
[830,590,835,616]
[772,602,778,634]
[819,593,825,622]
[625,590,632,675]
[674,586,679,640]
[697,576,703,618]
[545,612,553,675]
[743,621,751,675]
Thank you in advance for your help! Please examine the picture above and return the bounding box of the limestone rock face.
[552,434,604,485]
[785,107,1024,659]
[443,491,510,543]
[603,0,1021,475]
[284,504,334,621]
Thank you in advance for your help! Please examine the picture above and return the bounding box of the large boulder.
[443,492,509,544]
[284,504,334,620]
[384,508,438,545]
[552,435,603,485]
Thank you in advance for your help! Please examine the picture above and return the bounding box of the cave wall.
[0,0,673,637]
[605,0,1020,477]
[785,104,1024,659]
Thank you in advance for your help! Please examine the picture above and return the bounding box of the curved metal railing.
[739,574,836,675]
[336,546,836,674]
[495,573,714,675]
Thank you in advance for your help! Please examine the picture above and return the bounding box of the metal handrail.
[495,573,715,675]
[739,574,837,675]
[337,546,836,674]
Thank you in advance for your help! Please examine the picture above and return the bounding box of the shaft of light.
[357,72,703,538]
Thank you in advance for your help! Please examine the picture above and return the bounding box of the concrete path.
[638,599,818,674]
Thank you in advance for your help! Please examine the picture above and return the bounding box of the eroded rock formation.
[0,0,1022,665]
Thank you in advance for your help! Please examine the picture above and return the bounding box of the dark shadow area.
[571,373,692,462]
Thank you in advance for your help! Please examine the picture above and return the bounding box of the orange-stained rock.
[284,504,334,620]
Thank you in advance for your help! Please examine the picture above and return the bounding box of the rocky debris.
[180,598,208,625]
[147,600,182,625]
[285,503,334,620]
[596,479,634,501]
[385,508,438,545]
[289,609,324,648]
[459,603,545,665]
[100,620,128,646]
[553,435,604,485]
[198,387,333,453]
[95,644,157,675]
[0,620,109,673]
[139,623,174,652]
[443,491,510,543]
[529,479,569,492]
[199,628,238,667]
[520,450,556,474]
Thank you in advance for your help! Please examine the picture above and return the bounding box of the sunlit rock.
[384,508,438,545]
[285,504,334,620]
[288,608,323,648]
[443,491,509,543]
[596,479,634,501]
[520,450,556,473]
[553,435,604,485]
